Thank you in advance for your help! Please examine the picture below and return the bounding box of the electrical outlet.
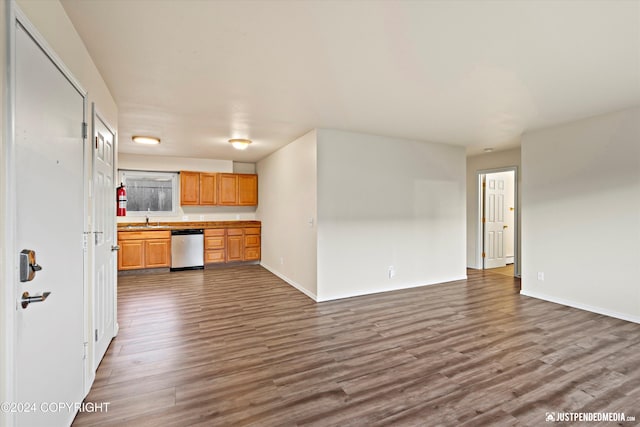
[199,215,204,220]
[236,214,240,220]
[182,216,188,221]
[280,257,284,265]
[388,266,395,279]
[537,272,545,281]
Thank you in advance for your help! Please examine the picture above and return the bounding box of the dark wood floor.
[73,266,640,426]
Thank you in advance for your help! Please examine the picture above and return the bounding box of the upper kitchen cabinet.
[199,173,217,205]
[238,174,258,206]
[180,171,200,205]
[181,171,257,207]
[218,173,258,206]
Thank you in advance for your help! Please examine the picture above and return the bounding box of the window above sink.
[118,170,179,216]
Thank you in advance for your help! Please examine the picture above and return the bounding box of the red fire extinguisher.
[116,183,127,216]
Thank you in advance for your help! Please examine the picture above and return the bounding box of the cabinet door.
[180,171,200,205]
[226,229,244,262]
[218,173,238,206]
[238,174,258,206]
[118,240,144,270]
[200,173,217,205]
[205,250,225,264]
[145,239,171,268]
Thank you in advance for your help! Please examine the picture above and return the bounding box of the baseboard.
[520,289,640,324]
[260,263,318,302]
[317,275,469,302]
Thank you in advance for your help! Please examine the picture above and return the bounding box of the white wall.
[316,129,466,301]
[117,153,257,223]
[118,153,232,173]
[521,108,640,323]
[256,130,318,299]
[466,148,521,269]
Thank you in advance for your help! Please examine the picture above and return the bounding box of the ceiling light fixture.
[132,135,160,145]
[229,138,252,150]
[483,147,494,153]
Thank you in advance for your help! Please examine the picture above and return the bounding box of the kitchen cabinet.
[118,230,171,270]
[218,174,238,206]
[223,227,260,263]
[238,174,258,206]
[226,228,244,262]
[199,173,217,205]
[181,172,257,207]
[180,171,200,205]
[204,228,225,264]
[244,227,261,261]
[218,173,258,206]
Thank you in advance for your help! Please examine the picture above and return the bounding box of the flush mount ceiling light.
[132,135,160,145]
[229,138,252,150]
[483,147,494,153]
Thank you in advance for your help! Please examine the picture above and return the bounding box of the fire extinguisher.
[116,183,127,216]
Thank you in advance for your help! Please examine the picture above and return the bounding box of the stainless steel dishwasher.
[170,229,204,271]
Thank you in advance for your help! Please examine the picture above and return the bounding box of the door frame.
[91,103,119,375]
[1,4,90,424]
[476,166,520,277]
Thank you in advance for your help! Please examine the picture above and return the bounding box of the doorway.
[477,167,519,277]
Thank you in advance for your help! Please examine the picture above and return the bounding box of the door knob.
[20,249,43,282]
[21,291,51,309]
[503,225,508,229]
[111,245,120,251]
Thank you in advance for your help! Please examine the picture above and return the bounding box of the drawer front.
[118,230,171,240]
[244,247,261,261]
[227,228,243,236]
[204,228,225,237]
[244,227,260,235]
[244,235,260,248]
[205,236,225,250]
[205,250,225,263]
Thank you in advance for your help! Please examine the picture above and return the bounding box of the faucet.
[146,208,150,226]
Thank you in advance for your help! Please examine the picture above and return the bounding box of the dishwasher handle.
[171,229,204,235]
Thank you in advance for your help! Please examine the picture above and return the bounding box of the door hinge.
[83,342,88,360]
[482,217,486,223]
[82,122,88,139]
[82,233,88,251]
[95,329,98,342]
[482,252,486,258]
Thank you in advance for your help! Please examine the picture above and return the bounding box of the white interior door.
[93,110,117,367]
[15,22,86,427]
[483,174,507,269]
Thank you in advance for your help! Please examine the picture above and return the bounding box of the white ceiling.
[60,0,640,162]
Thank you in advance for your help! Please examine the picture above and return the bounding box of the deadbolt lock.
[20,249,43,282]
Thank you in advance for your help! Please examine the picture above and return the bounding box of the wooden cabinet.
[218,174,238,206]
[180,171,200,205]
[199,173,217,205]
[243,227,261,260]
[145,239,171,268]
[218,173,258,206]
[118,239,144,270]
[204,229,225,264]
[223,227,261,263]
[226,228,244,262]
[238,174,258,206]
[118,230,171,270]
[181,172,257,207]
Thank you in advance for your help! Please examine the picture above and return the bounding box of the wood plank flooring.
[72,266,640,426]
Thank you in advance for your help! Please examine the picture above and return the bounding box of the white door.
[93,109,117,367]
[15,22,86,427]
[483,174,507,269]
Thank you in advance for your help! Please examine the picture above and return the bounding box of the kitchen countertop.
[117,220,261,231]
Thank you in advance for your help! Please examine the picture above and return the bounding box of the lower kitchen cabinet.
[118,230,171,270]
[204,229,225,264]
[226,228,244,262]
